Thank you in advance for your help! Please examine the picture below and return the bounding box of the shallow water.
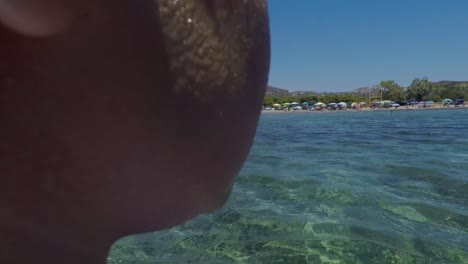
[109,109,468,264]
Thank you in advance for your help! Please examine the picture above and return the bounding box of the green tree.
[440,82,468,99]
[423,82,444,102]
[278,96,295,104]
[380,80,404,101]
[263,96,279,106]
[298,94,318,104]
[406,77,445,102]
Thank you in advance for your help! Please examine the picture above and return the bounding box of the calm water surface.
[109,109,468,264]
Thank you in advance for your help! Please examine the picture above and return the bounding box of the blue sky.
[267,0,468,92]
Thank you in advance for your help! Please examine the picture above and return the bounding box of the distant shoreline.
[261,105,467,114]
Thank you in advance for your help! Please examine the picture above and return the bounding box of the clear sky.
[267,0,468,92]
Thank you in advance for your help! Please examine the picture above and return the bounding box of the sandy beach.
[262,105,467,114]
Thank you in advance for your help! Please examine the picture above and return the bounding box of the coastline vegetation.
[264,78,468,106]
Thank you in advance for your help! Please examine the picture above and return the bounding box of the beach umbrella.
[291,102,299,105]
[442,99,453,104]
[301,102,309,106]
[282,102,291,107]
[338,102,347,106]
[314,102,325,106]
[272,103,283,110]
[351,102,358,108]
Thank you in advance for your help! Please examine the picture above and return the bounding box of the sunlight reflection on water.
[110,109,468,263]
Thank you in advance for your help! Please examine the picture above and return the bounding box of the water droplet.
[187,18,192,23]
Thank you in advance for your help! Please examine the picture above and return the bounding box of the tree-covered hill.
[264,79,468,106]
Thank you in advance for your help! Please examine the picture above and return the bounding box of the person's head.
[0,0,269,261]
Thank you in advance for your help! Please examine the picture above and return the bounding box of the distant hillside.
[265,81,468,98]
[349,86,381,96]
[353,87,373,93]
[435,81,468,89]
[265,86,290,97]
[290,90,318,96]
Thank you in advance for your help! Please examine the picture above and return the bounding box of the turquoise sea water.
[109,109,468,264]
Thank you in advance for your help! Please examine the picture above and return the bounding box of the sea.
[108,108,468,264]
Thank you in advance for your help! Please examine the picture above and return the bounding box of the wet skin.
[0,0,269,263]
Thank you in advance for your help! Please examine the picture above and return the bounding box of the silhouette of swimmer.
[0,1,269,263]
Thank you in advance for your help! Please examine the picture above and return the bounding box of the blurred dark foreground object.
[0,0,270,263]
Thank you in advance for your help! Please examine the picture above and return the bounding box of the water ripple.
[110,109,468,264]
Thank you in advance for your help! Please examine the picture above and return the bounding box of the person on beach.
[0,1,269,263]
